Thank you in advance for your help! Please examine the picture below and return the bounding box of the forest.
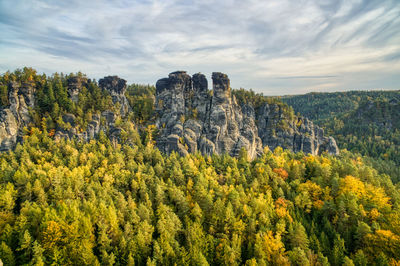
[1,125,400,265]
[1,68,400,265]
[283,91,400,183]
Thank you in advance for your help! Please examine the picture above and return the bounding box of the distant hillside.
[283,91,400,123]
[282,90,400,182]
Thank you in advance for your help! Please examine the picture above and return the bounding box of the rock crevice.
[0,81,35,151]
[0,75,131,151]
[155,71,339,158]
[0,71,339,157]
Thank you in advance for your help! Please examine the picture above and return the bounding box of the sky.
[0,0,399,95]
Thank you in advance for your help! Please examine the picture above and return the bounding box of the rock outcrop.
[0,109,18,151]
[155,71,339,158]
[0,81,35,151]
[156,71,261,159]
[54,111,122,143]
[0,70,339,158]
[67,76,88,103]
[99,76,131,117]
[55,76,132,142]
[0,75,132,151]
[256,104,339,155]
[54,113,101,142]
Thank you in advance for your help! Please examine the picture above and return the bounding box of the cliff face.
[67,76,88,103]
[55,76,131,142]
[155,71,263,158]
[0,70,339,157]
[155,71,339,158]
[99,76,132,117]
[256,103,339,155]
[0,76,131,151]
[0,81,35,151]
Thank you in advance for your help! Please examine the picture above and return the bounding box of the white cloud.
[0,0,399,95]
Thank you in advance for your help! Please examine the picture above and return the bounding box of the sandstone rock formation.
[67,76,88,103]
[54,113,101,142]
[55,76,131,142]
[156,71,262,159]
[0,81,35,151]
[54,110,124,143]
[155,71,339,158]
[99,76,131,117]
[0,109,18,151]
[0,76,132,151]
[256,103,339,155]
[0,71,339,158]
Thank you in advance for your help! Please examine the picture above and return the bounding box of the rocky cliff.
[1,70,339,157]
[0,81,35,151]
[99,76,132,117]
[0,75,131,151]
[55,76,131,142]
[67,76,88,103]
[155,71,339,158]
[256,103,339,155]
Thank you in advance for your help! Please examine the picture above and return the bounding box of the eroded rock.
[155,71,339,158]
[156,71,263,159]
[99,76,132,117]
[256,104,339,155]
[67,76,88,103]
[0,81,35,150]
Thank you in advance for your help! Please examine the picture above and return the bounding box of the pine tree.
[288,222,309,251]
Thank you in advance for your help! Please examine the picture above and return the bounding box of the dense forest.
[1,68,400,265]
[283,91,400,183]
[1,125,400,265]
[282,91,400,124]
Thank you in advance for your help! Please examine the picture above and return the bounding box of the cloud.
[275,75,338,79]
[0,0,399,95]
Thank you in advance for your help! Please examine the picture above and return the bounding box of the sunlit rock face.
[0,81,35,151]
[155,71,339,158]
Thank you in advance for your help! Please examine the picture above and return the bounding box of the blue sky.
[0,0,399,95]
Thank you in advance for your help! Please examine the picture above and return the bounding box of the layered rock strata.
[55,76,131,142]
[0,81,35,151]
[155,71,339,158]
[99,76,131,117]
[0,71,339,157]
[0,76,131,150]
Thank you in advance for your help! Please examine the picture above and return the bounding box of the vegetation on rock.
[283,91,400,182]
[1,68,400,265]
[1,127,400,265]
